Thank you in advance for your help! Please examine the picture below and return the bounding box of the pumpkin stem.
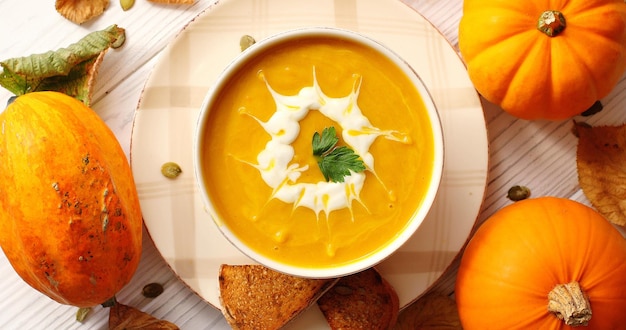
[548,282,592,327]
[537,10,566,37]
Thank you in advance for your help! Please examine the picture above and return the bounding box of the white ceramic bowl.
[194,27,444,278]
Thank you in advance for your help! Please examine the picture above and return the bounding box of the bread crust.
[317,267,400,330]
[218,264,337,330]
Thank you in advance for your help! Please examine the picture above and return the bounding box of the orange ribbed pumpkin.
[458,0,626,120]
[0,92,143,307]
[456,197,626,329]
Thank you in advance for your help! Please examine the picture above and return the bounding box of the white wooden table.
[0,0,624,328]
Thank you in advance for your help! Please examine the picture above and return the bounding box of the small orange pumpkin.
[0,92,143,307]
[455,197,626,329]
[458,0,626,120]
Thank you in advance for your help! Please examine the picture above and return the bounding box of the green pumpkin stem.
[547,282,592,327]
[537,10,566,37]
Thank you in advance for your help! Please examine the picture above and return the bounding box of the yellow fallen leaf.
[394,292,462,330]
[574,121,626,226]
[56,0,110,24]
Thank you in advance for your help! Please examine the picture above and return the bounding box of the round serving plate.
[130,0,488,326]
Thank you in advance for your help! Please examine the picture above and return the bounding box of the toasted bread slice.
[317,267,400,330]
[218,264,337,330]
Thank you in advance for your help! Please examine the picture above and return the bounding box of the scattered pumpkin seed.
[75,307,91,322]
[120,0,135,11]
[101,296,118,308]
[240,35,256,51]
[507,185,531,202]
[581,101,603,117]
[142,282,164,298]
[161,162,182,179]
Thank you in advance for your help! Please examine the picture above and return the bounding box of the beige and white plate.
[130,0,488,325]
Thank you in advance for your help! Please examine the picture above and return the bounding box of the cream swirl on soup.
[239,68,410,219]
[200,36,436,267]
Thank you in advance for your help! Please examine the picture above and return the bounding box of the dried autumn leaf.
[575,121,626,226]
[36,51,106,106]
[109,302,179,330]
[0,24,125,106]
[394,292,462,330]
[56,0,110,24]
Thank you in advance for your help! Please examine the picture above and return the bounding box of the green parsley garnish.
[312,127,366,183]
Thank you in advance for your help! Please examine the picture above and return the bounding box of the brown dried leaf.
[56,0,110,24]
[394,292,462,330]
[109,302,179,330]
[148,0,195,4]
[575,122,626,226]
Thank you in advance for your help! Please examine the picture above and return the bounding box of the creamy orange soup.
[201,36,436,268]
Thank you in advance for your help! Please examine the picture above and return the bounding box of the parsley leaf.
[312,126,339,156]
[312,127,366,182]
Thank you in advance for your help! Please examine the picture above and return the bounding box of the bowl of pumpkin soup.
[194,27,443,278]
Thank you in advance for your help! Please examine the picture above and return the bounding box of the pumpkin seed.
[142,282,164,298]
[75,307,91,322]
[161,162,182,179]
[120,0,135,11]
[507,185,531,202]
[581,101,603,117]
[101,296,117,308]
[240,35,256,52]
